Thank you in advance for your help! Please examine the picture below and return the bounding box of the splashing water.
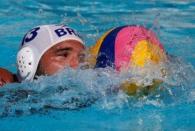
[0,55,194,117]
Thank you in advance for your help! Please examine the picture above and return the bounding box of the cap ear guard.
[16,46,38,81]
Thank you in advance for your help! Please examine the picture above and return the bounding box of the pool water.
[0,0,195,130]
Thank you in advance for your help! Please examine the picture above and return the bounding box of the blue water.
[0,0,195,130]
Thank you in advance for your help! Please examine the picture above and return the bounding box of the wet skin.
[0,68,15,87]
[36,40,85,76]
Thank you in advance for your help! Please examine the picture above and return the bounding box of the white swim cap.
[16,24,84,82]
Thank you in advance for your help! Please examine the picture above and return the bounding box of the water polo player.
[88,25,167,95]
[0,24,85,86]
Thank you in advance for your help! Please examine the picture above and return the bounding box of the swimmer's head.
[17,24,85,82]
[89,25,167,71]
